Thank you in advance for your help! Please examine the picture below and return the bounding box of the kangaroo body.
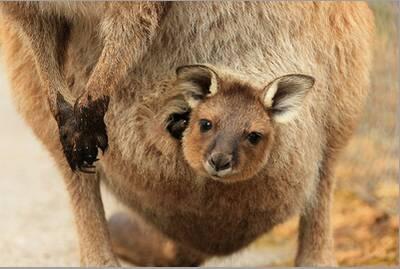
[0,2,374,266]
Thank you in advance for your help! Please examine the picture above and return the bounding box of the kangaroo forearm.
[84,2,167,99]
[1,1,168,173]
[28,25,73,117]
[12,17,75,116]
[3,8,73,116]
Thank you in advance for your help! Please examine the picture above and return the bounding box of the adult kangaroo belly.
[101,160,305,255]
[142,207,272,255]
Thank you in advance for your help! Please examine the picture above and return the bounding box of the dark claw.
[79,167,96,174]
[78,162,96,174]
[81,162,95,169]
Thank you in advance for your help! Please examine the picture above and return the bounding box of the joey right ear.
[262,74,315,123]
[175,64,220,108]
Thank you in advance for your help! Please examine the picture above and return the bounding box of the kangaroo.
[0,2,168,172]
[0,2,374,266]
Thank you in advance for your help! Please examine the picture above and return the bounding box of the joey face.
[182,88,274,182]
[173,65,315,183]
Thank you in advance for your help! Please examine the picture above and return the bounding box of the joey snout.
[204,152,234,178]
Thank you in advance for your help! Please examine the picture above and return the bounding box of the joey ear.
[175,64,220,108]
[262,74,315,123]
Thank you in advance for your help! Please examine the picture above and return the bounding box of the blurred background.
[0,2,398,266]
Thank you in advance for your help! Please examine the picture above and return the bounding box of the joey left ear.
[262,74,315,123]
[175,64,220,108]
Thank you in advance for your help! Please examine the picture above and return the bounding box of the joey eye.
[199,119,212,132]
[247,132,263,145]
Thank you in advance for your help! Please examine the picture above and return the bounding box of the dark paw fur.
[56,93,109,173]
[166,110,191,140]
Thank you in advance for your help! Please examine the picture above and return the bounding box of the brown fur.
[0,2,168,171]
[0,1,374,266]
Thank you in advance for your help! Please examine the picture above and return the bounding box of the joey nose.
[209,153,233,172]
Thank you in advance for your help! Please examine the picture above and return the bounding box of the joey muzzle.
[204,152,234,178]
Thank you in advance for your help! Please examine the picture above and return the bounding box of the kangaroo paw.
[55,93,109,172]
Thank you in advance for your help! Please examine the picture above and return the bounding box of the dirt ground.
[0,2,398,267]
